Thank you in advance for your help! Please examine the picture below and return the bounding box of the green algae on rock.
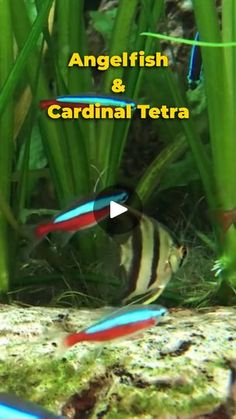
[0,305,235,418]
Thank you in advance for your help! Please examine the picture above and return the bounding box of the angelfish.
[35,189,128,239]
[119,213,187,305]
[63,304,168,348]
[0,392,63,419]
[187,32,203,89]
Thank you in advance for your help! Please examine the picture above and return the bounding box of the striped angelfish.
[119,213,187,305]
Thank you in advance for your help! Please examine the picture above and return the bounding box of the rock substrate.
[0,304,235,418]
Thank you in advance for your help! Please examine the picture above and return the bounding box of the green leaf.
[158,151,201,192]
[0,0,53,115]
[136,135,187,203]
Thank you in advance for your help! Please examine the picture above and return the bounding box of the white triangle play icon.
[110,201,128,219]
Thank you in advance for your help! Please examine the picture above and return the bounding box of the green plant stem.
[56,0,97,261]
[107,1,165,186]
[193,0,236,287]
[66,0,97,173]
[145,34,215,209]
[140,32,236,47]
[0,0,53,115]
[0,189,19,232]
[0,0,14,292]
[10,0,87,205]
[57,0,96,171]
[192,1,224,204]
[102,0,139,93]
[56,0,70,84]
[96,0,139,184]
[221,0,236,286]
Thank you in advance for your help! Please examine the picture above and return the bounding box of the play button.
[110,201,128,219]
[94,184,143,236]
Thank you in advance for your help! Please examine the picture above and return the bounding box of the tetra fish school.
[46,51,190,120]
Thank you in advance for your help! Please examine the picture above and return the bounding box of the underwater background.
[0,0,235,308]
[0,0,235,417]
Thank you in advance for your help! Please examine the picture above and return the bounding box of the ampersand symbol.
[111,78,125,93]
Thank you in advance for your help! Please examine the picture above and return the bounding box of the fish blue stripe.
[56,95,136,108]
[0,404,39,419]
[188,32,199,81]
[54,191,128,223]
[0,395,63,419]
[86,306,167,334]
[187,32,203,88]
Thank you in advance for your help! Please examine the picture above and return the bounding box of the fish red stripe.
[214,208,236,233]
[40,100,121,110]
[64,318,157,347]
[35,207,109,238]
[40,100,58,109]
[35,222,54,238]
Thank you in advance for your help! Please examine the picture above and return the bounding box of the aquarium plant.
[0,0,235,306]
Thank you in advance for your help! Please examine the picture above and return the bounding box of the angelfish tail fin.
[122,287,161,306]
